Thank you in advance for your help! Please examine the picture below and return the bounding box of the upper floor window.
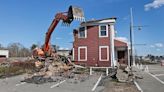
[78,26,87,38]
[99,25,108,37]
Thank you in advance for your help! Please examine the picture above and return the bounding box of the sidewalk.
[133,67,164,92]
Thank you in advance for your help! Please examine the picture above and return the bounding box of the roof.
[81,17,117,26]
[0,49,9,52]
[114,37,128,47]
[114,37,128,44]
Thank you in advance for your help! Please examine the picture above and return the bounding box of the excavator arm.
[44,13,67,52]
[43,6,85,56]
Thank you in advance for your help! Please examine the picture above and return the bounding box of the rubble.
[21,75,55,84]
[20,56,90,84]
[116,69,129,82]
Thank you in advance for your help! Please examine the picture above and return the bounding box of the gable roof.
[81,17,117,26]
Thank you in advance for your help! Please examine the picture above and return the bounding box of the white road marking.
[149,70,164,71]
[15,82,26,86]
[134,81,143,92]
[50,80,66,88]
[92,74,102,91]
[154,74,164,77]
[142,65,164,85]
[147,72,164,85]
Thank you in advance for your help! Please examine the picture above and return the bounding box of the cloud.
[122,15,129,20]
[150,43,163,48]
[155,43,163,48]
[156,48,160,51]
[150,45,155,48]
[145,0,164,11]
[55,37,62,40]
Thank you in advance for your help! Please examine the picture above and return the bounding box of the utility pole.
[129,8,147,67]
[130,8,134,67]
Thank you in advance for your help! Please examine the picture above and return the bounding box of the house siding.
[73,23,128,67]
[73,25,111,67]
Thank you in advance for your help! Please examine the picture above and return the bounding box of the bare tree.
[0,44,5,49]
[7,43,31,57]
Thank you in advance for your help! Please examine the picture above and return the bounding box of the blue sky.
[0,0,164,56]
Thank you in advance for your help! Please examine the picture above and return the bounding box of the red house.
[72,18,129,67]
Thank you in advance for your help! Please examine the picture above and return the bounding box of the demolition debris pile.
[20,56,89,84]
[0,56,89,84]
[22,75,54,84]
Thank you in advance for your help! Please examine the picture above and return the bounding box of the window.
[78,27,87,38]
[99,25,108,37]
[78,46,87,61]
[99,46,109,61]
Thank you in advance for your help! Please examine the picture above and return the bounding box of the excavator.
[33,6,85,62]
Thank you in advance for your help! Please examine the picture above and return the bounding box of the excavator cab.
[63,5,85,24]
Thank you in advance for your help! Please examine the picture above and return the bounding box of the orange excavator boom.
[43,6,85,56]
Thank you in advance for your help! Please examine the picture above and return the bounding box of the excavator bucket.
[67,6,85,23]
[71,6,85,21]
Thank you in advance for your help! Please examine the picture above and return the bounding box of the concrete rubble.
[0,56,90,84]
[19,57,90,84]
[116,64,143,82]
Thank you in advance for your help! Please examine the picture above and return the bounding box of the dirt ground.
[103,81,140,92]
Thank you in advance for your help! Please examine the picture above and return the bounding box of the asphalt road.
[0,74,104,92]
[134,64,164,92]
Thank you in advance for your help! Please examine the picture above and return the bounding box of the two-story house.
[72,18,129,67]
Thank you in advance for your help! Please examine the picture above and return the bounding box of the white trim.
[78,46,87,61]
[72,48,74,61]
[99,46,109,61]
[81,18,116,26]
[78,26,87,38]
[99,25,108,38]
[110,24,116,67]
[98,19,116,24]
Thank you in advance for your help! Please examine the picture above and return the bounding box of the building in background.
[0,50,9,63]
[57,49,71,57]
[0,50,9,58]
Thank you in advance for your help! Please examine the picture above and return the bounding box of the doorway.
[117,51,125,64]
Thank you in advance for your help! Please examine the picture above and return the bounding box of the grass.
[0,61,36,78]
[0,66,25,78]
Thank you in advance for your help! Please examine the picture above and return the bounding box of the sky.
[0,0,164,56]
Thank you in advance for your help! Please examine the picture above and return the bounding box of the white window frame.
[78,26,87,38]
[72,48,75,61]
[78,46,87,61]
[99,25,108,37]
[99,46,109,61]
